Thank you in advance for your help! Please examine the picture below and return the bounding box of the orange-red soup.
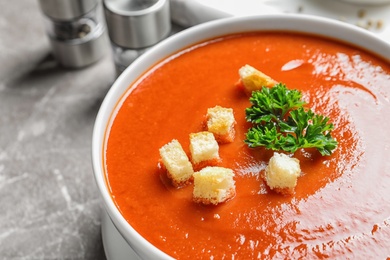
[105,32,390,259]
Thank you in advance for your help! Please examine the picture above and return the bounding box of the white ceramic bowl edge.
[92,13,390,259]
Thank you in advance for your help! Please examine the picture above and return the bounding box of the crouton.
[238,64,278,93]
[193,166,236,205]
[206,106,236,144]
[159,139,194,187]
[189,131,220,170]
[264,152,301,195]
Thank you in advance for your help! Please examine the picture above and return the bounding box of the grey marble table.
[0,1,115,259]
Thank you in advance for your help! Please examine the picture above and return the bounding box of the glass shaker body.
[103,0,171,76]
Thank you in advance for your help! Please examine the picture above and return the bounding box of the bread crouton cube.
[265,152,301,195]
[193,166,236,205]
[189,132,220,168]
[159,139,194,187]
[239,64,278,93]
[206,106,236,144]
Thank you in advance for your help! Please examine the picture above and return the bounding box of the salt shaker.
[38,0,107,68]
[103,0,171,75]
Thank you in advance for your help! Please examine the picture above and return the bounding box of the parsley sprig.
[245,83,337,156]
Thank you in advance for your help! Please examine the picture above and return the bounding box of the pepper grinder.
[38,0,107,68]
[103,0,171,76]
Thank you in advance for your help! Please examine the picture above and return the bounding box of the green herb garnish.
[244,83,337,156]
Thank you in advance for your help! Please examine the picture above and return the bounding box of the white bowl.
[92,14,390,259]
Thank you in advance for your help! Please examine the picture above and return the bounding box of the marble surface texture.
[0,1,115,259]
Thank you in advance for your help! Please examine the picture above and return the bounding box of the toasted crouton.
[239,64,278,93]
[206,106,236,144]
[159,139,194,187]
[189,132,220,169]
[264,152,301,195]
[193,166,236,205]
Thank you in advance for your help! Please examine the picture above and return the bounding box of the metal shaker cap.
[38,0,98,20]
[103,0,171,49]
[38,0,108,68]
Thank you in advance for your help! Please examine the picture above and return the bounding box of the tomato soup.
[105,32,390,259]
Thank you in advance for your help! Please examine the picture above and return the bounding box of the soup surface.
[105,32,390,259]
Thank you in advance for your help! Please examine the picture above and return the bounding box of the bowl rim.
[92,13,390,259]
